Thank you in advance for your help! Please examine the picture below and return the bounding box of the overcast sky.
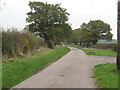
[0,0,117,39]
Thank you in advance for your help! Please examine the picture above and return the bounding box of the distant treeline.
[67,20,113,47]
[2,28,45,58]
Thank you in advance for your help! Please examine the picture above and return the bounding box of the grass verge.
[94,64,118,88]
[2,46,70,88]
[73,45,116,57]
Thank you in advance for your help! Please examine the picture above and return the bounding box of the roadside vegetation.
[94,64,118,88]
[2,46,70,88]
[2,28,45,59]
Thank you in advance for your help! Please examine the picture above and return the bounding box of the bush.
[2,28,45,58]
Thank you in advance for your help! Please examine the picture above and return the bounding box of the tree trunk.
[44,34,54,49]
[79,42,82,46]
[92,40,97,45]
[45,39,54,49]
[117,1,120,70]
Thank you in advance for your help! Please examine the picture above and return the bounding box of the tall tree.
[79,20,113,47]
[26,1,71,48]
[117,0,120,70]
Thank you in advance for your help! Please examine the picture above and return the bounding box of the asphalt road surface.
[12,47,116,88]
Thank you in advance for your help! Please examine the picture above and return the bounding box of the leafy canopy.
[26,1,71,48]
[77,20,113,47]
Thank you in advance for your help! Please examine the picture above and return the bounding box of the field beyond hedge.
[2,46,70,88]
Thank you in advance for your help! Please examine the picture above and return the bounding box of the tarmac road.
[12,47,115,88]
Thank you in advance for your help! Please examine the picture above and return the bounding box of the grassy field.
[74,46,116,57]
[94,64,118,88]
[81,48,116,57]
[2,46,70,88]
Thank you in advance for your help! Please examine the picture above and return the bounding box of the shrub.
[2,28,45,58]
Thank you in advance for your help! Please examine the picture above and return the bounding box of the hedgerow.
[2,28,45,58]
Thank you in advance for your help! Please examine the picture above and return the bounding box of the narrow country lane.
[12,47,115,88]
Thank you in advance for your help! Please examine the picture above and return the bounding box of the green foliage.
[68,29,81,45]
[26,1,71,48]
[2,28,45,58]
[2,46,70,88]
[94,64,118,88]
[79,20,113,47]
